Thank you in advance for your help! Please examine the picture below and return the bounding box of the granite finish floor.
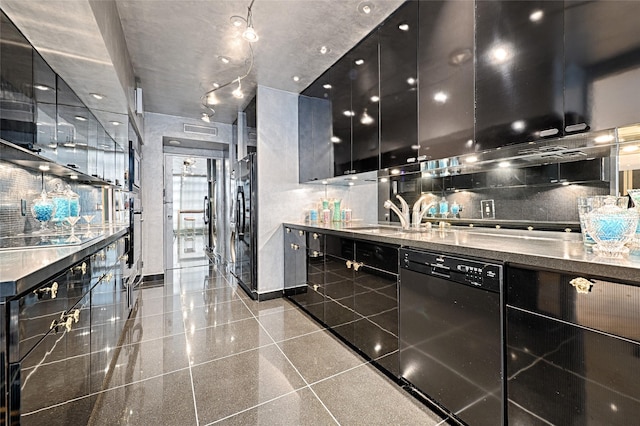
[26,263,449,425]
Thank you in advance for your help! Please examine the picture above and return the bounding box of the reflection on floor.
[172,233,209,269]
[23,263,449,425]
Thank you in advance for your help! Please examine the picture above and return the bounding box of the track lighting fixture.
[199,0,258,119]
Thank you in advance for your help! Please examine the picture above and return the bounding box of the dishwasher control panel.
[400,248,503,292]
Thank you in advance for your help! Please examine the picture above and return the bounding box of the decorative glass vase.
[31,189,56,233]
[586,197,638,257]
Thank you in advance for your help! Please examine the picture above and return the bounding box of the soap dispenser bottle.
[439,197,449,218]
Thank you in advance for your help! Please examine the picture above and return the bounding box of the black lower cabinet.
[5,236,129,425]
[506,266,640,425]
[285,228,399,378]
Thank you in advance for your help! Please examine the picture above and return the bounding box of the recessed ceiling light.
[292,76,300,82]
[498,161,510,168]
[34,84,52,91]
[407,77,416,85]
[323,84,332,89]
[391,169,400,175]
[38,164,50,171]
[380,177,388,183]
[370,95,379,102]
[357,1,374,14]
[398,23,409,31]
[90,93,105,100]
[319,46,330,55]
[594,134,615,144]
[219,56,231,64]
[433,91,448,103]
[230,15,245,27]
[110,121,121,126]
[74,116,87,121]
[168,140,181,145]
[622,145,639,153]
[343,110,355,117]
[529,9,544,22]
[331,136,341,143]
[354,59,364,66]
[511,120,525,131]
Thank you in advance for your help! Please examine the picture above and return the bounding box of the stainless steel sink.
[347,225,404,235]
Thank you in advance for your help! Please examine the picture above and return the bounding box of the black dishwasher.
[399,248,504,426]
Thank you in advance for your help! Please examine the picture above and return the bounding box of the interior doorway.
[164,154,210,269]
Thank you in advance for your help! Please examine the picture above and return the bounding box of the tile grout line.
[234,287,342,426]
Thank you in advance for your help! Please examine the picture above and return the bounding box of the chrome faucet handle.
[396,195,409,215]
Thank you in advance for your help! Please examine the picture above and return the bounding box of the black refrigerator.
[232,153,257,298]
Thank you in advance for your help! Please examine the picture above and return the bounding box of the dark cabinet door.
[564,1,640,134]
[0,12,35,148]
[418,0,475,161]
[506,266,640,425]
[323,235,356,332]
[330,59,353,176]
[350,32,380,174]
[283,227,306,290]
[379,0,418,169]
[476,1,564,150]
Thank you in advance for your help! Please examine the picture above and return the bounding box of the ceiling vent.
[184,124,217,136]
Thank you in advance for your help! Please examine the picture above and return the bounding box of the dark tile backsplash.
[445,183,610,222]
[0,161,101,238]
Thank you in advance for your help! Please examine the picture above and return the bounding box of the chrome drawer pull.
[353,262,364,272]
[299,230,304,236]
[34,282,58,299]
[346,260,353,269]
[313,233,319,240]
[570,277,592,294]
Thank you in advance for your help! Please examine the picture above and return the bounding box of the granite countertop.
[0,225,128,298]
[284,221,640,284]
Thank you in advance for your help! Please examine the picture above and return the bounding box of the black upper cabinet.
[476,1,564,150]
[418,0,475,161]
[350,32,380,174]
[330,57,353,176]
[379,0,418,169]
[1,12,35,148]
[564,1,640,134]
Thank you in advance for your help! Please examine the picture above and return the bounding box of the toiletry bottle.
[450,201,460,218]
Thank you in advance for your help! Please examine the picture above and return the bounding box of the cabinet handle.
[292,244,300,251]
[539,128,559,137]
[353,262,364,272]
[34,281,58,299]
[570,277,593,294]
[286,227,291,233]
[313,233,319,240]
[346,260,353,269]
[298,230,304,236]
[312,250,319,257]
[50,309,80,333]
[119,254,128,262]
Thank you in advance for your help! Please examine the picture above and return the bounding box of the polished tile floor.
[28,263,449,425]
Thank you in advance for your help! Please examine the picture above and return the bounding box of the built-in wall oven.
[399,248,504,426]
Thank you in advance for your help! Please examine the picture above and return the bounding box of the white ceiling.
[1,0,405,126]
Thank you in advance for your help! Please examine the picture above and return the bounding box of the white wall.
[141,112,233,277]
[256,86,377,295]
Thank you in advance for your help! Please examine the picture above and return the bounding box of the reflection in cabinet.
[350,32,380,174]
[5,236,129,424]
[418,0,475,161]
[379,0,418,169]
[0,12,35,148]
[475,1,564,149]
[506,266,640,425]
[330,59,354,176]
[564,1,640,133]
[288,231,400,377]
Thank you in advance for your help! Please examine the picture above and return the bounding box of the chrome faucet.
[412,194,436,228]
[384,195,410,230]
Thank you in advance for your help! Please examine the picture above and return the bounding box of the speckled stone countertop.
[0,225,128,298]
[283,221,640,284]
